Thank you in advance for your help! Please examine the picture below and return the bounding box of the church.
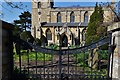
[31,0,114,47]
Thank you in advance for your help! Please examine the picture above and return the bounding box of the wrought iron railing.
[13,34,113,80]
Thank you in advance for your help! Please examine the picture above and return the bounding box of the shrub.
[13,66,29,80]
[34,38,41,46]
[20,31,34,43]
[100,50,108,60]
[48,44,59,50]
[75,52,89,67]
[40,35,48,46]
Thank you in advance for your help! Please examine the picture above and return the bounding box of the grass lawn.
[14,50,52,62]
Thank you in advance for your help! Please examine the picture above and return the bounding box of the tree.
[101,2,120,22]
[14,11,31,31]
[13,25,21,37]
[20,31,34,43]
[85,3,105,45]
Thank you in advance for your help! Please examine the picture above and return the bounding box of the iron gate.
[13,35,113,80]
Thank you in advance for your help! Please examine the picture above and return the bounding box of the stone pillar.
[111,31,120,79]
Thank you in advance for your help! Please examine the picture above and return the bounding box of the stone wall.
[0,20,2,80]
[1,20,13,80]
[38,26,85,46]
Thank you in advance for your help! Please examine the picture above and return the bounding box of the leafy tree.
[85,3,106,45]
[13,25,21,37]
[101,2,120,22]
[14,11,31,31]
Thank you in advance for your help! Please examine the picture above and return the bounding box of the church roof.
[41,22,88,27]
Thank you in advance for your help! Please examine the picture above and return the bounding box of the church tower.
[31,0,54,38]
[111,0,115,21]
[111,0,115,9]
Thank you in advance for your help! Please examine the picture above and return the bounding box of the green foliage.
[48,44,59,50]
[14,11,31,31]
[84,69,107,78]
[34,38,41,46]
[75,50,108,67]
[14,50,52,61]
[13,66,29,80]
[86,3,106,45]
[52,44,59,49]
[99,50,108,60]
[40,35,48,46]
[13,25,21,37]
[29,52,52,61]
[73,50,108,77]
[74,52,89,67]
[20,31,34,43]
[100,43,109,50]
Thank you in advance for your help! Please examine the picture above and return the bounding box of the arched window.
[70,12,75,23]
[38,2,41,8]
[84,11,88,23]
[57,12,61,22]
[46,28,52,40]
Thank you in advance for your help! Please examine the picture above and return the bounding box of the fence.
[13,34,113,80]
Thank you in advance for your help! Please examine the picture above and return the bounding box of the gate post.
[107,31,112,79]
[108,22,120,79]
[110,31,120,79]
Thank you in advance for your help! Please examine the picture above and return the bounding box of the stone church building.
[31,0,114,47]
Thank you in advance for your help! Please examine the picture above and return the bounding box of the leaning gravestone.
[88,48,99,69]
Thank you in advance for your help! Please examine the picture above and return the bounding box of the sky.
[1,2,32,23]
[1,0,116,23]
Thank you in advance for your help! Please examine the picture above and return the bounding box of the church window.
[84,11,88,23]
[46,28,52,40]
[57,12,61,23]
[70,12,75,22]
[38,2,41,8]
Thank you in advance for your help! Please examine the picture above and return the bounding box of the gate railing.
[13,34,113,80]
